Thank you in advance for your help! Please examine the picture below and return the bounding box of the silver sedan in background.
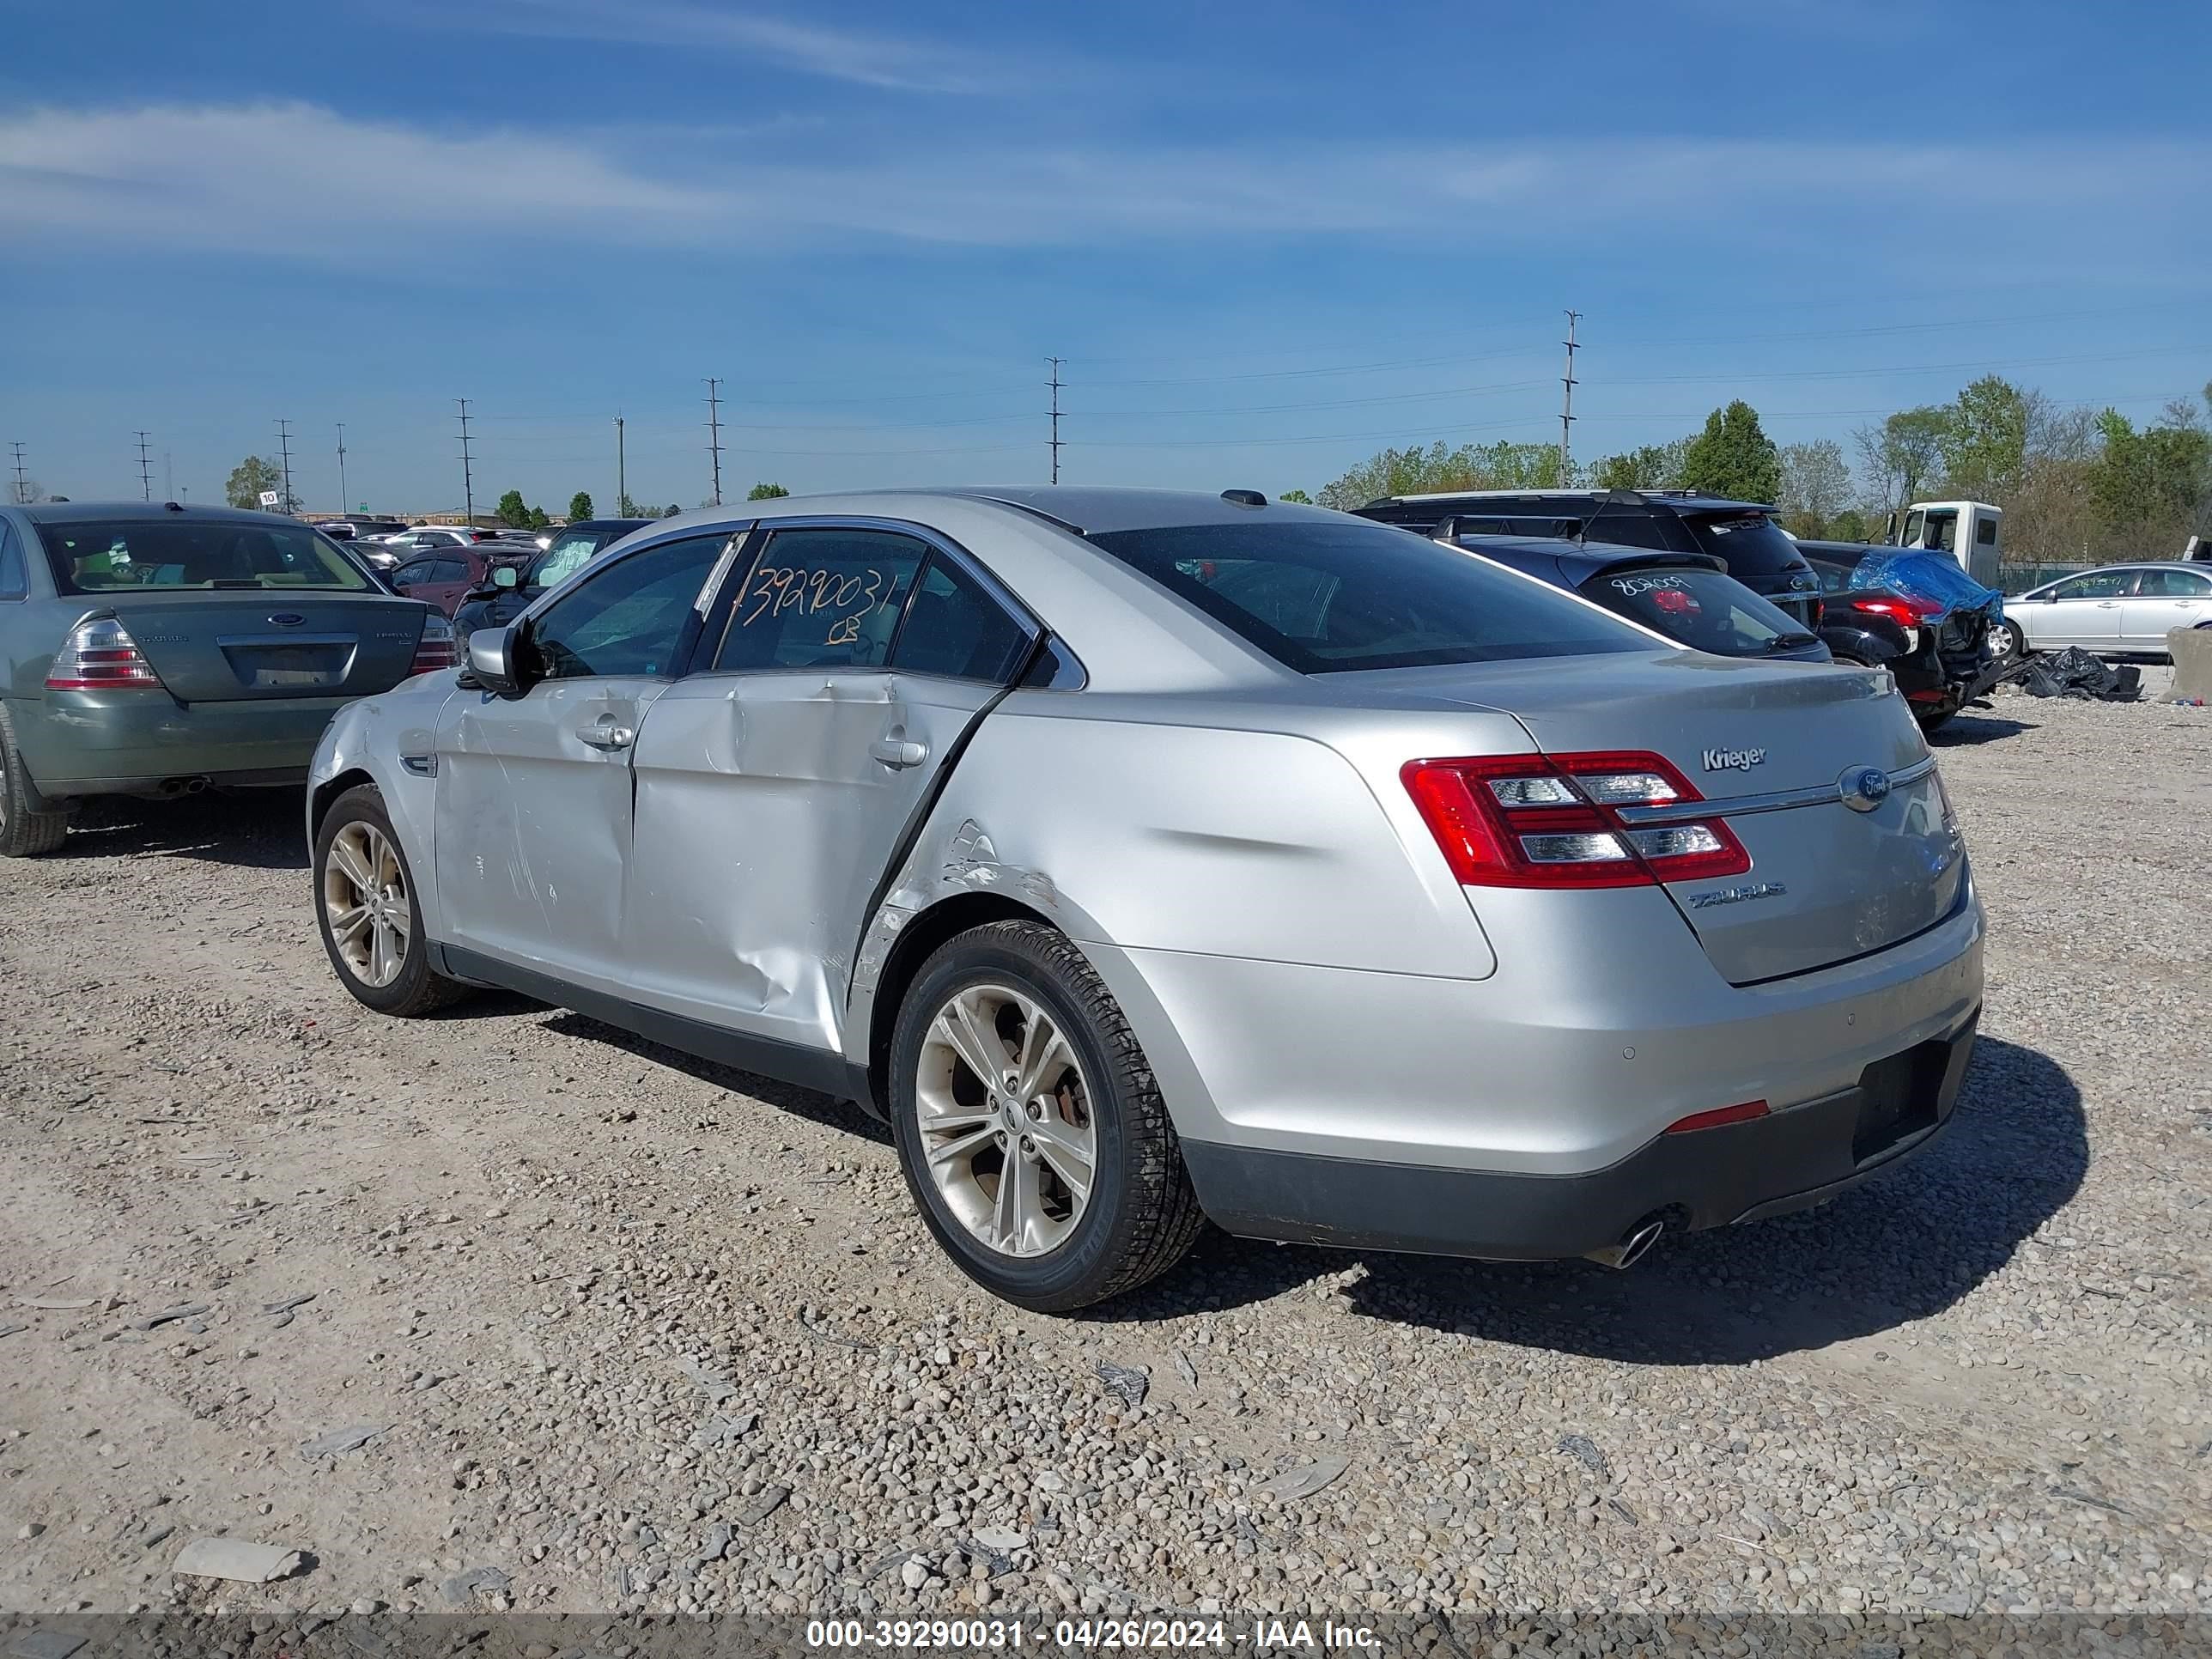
[307,489,1982,1310]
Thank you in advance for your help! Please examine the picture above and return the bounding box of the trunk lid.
[97,592,434,703]
[1410,651,1965,984]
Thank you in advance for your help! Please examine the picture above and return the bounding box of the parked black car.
[1797,541,1997,732]
[451,518,652,647]
[1355,489,1826,632]
[1454,535,1831,662]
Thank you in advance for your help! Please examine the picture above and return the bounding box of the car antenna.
[1579,488,1644,550]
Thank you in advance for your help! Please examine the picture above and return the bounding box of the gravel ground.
[0,679,2206,1626]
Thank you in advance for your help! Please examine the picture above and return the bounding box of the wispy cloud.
[2,101,2206,281]
[425,0,1054,94]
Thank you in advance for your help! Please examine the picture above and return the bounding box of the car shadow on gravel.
[51,789,308,869]
[1107,1036,2085,1363]
[1928,710,2034,745]
[535,1011,891,1145]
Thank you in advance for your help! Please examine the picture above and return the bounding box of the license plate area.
[219,636,356,690]
[1851,1036,1953,1163]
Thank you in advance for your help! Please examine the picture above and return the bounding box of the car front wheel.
[313,784,468,1017]
[1986,617,2021,665]
[890,920,1205,1312]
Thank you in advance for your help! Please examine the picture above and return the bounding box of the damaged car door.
[431,531,734,997]
[620,522,1039,1059]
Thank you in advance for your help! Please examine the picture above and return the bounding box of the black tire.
[312,783,469,1017]
[1916,708,1955,735]
[0,707,69,858]
[889,920,1205,1312]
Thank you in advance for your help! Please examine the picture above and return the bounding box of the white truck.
[1885,500,2004,588]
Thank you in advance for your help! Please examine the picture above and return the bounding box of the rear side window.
[713,527,923,672]
[36,520,369,593]
[890,556,1031,683]
[0,522,26,599]
[2134,568,2211,597]
[1090,520,1648,673]
[1581,567,1811,657]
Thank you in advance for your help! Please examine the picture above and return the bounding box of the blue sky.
[3,0,2208,514]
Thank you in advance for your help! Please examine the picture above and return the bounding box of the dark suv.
[1354,489,1825,631]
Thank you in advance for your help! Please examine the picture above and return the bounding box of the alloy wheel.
[915,981,1096,1258]
[1988,621,2016,659]
[323,821,410,988]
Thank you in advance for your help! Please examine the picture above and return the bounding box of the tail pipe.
[1583,1217,1666,1272]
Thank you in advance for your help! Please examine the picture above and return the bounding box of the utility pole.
[135,431,155,501]
[456,398,476,526]
[615,415,625,515]
[275,418,296,514]
[1557,310,1580,487]
[9,442,26,506]
[336,423,349,514]
[702,379,724,507]
[1047,357,1064,484]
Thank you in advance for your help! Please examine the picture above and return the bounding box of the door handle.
[576,718,635,750]
[870,736,927,768]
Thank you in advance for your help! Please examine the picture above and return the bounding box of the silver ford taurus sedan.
[307,489,1983,1310]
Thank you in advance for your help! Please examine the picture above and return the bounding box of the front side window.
[37,520,369,593]
[2047,570,2132,601]
[527,532,726,681]
[890,556,1032,683]
[712,527,924,672]
[1091,520,1648,673]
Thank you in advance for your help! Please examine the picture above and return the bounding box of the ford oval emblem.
[268,612,307,629]
[1839,765,1892,812]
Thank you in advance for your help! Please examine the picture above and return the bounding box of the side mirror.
[492,565,520,590]
[465,623,528,696]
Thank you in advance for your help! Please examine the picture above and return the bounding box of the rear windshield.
[1088,520,1650,673]
[1581,567,1814,658]
[38,520,369,594]
[1683,513,1806,578]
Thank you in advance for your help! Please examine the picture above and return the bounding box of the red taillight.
[1850,595,1938,628]
[409,612,456,676]
[1402,750,1751,890]
[46,617,165,690]
[1653,588,1698,615]
[1664,1099,1771,1134]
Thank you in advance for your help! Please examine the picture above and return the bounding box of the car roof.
[561,518,654,534]
[11,500,296,527]
[1453,533,1725,580]
[1366,489,1777,516]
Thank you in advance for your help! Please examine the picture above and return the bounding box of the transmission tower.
[1047,358,1064,485]
[135,431,155,501]
[703,378,724,507]
[337,423,349,514]
[1557,311,1580,485]
[8,443,26,506]
[456,398,477,525]
[275,418,296,514]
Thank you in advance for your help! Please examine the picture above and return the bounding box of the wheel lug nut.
[1025,1101,1042,1120]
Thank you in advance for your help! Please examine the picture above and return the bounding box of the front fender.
[306,679,456,939]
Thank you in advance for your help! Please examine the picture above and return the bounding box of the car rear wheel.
[890,920,1204,1312]
[313,784,468,1017]
[0,708,69,858]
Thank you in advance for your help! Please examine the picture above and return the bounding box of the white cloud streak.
[2,102,2205,277]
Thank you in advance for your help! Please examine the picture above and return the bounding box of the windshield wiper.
[1764,632,1820,651]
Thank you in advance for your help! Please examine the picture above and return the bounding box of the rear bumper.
[1182,1009,1978,1260]
[9,690,349,795]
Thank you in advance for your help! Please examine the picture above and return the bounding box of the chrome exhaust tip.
[1583,1218,1666,1271]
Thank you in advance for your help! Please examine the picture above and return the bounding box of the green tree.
[1316,440,1561,510]
[568,491,595,520]
[617,493,646,518]
[1589,441,1688,491]
[1679,402,1781,503]
[746,482,791,501]
[663,505,682,518]
[225,455,283,510]
[1937,375,2031,500]
[2088,404,2212,548]
[495,489,531,529]
[1826,507,1873,544]
[1853,407,1949,514]
[527,505,550,532]
[1775,439,1852,537]
[1278,489,1313,504]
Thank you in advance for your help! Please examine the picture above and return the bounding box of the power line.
[1558,311,1579,485]
[275,419,295,514]
[703,378,724,507]
[1047,357,1064,484]
[135,431,154,501]
[456,398,476,523]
